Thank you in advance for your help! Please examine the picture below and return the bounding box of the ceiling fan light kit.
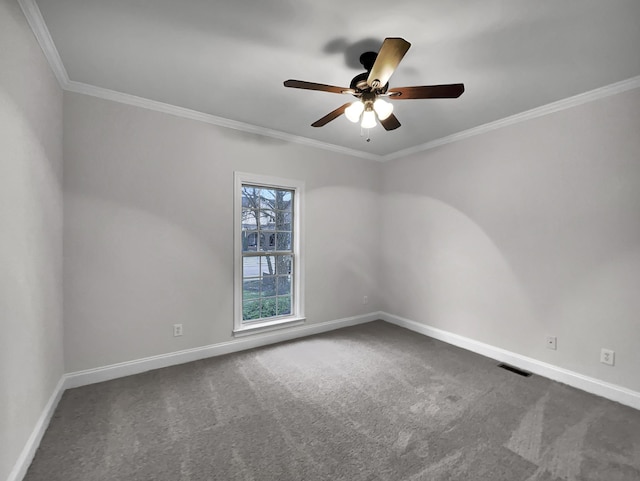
[361,109,377,129]
[373,98,393,120]
[344,95,393,128]
[284,37,464,135]
[344,100,364,123]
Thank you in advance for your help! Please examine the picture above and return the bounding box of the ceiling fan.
[284,37,464,131]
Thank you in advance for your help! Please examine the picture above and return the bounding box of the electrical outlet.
[600,348,615,366]
[363,296,368,305]
[173,324,183,337]
[546,336,557,350]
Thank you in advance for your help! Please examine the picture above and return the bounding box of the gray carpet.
[25,321,640,481]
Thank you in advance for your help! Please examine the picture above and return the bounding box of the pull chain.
[360,126,372,142]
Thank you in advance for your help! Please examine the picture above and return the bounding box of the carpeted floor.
[25,321,640,481]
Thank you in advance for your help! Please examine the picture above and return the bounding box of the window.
[234,172,304,335]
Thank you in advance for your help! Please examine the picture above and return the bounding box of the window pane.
[275,231,291,251]
[243,257,260,278]
[277,296,291,316]
[242,231,258,252]
[260,277,276,297]
[242,209,258,230]
[275,191,292,211]
[259,233,276,252]
[260,210,275,230]
[242,187,260,209]
[276,255,292,275]
[274,210,290,231]
[260,256,276,276]
[261,298,277,318]
[238,179,299,327]
[243,299,261,321]
[276,275,291,296]
[261,189,276,208]
[243,279,260,300]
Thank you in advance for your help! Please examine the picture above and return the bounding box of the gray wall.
[381,87,640,392]
[0,0,64,479]
[61,85,640,393]
[63,92,381,372]
[4,0,640,473]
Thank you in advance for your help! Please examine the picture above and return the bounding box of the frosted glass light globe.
[373,98,393,120]
[361,109,377,129]
[344,101,364,123]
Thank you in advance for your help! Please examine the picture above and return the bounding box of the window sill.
[233,317,306,337]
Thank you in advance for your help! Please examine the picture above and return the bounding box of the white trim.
[233,317,306,337]
[16,0,69,86]
[16,0,379,162]
[64,81,381,162]
[382,76,640,161]
[17,0,640,162]
[59,76,640,163]
[64,313,378,389]
[7,376,66,481]
[9,312,639,481]
[380,312,640,411]
[60,312,640,411]
[233,172,305,333]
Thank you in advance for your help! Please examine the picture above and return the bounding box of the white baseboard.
[9,313,379,481]
[380,312,640,411]
[64,312,380,389]
[7,376,66,481]
[13,310,638,481]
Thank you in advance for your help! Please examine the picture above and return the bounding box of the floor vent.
[498,363,532,377]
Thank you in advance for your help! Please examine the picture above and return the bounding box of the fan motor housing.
[349,72,369,91]
[350,72,389,94]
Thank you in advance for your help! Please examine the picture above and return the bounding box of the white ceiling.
[32,0,640,158]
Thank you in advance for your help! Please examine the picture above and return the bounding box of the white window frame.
[233,172,305,336]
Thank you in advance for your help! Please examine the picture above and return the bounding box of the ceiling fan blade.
[388,84,465,99]
[380,113,401,131]
[284,79,355,95]
[311,103,352,127]
[367,38,411,89]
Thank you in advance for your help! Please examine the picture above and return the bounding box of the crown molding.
[17,0,381,161]
[17,0,69,86]
[18,0,640,163]
[64,81,382,161]
[383,75,640,161]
